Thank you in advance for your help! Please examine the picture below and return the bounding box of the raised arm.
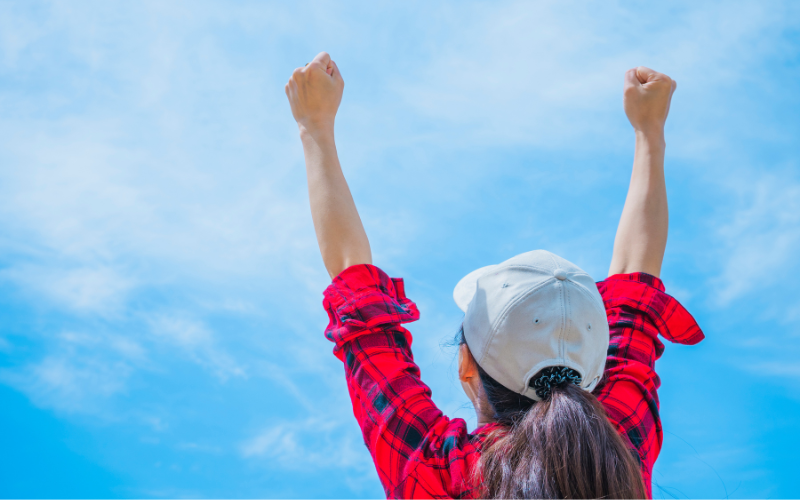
[609,67,677,278]
[285,52,372,279]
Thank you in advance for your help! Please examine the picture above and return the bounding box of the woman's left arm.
[285,51,372,278]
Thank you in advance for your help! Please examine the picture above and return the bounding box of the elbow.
[325,254,373,280]
[608,259,662,278]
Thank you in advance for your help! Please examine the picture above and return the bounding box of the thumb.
[329,59,344,85]
[310,51,331,70]
[634,66,659,84]
[624,68,642,88]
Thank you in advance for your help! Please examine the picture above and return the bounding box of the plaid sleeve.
[595,272,705,499]
[323,264,483,499]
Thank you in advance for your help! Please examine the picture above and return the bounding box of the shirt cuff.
[605,272,666,291]
[323,264,420,356]
[599,272,705,346]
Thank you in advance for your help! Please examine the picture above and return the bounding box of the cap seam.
[547,252,559,271]
[564,279,608,387]
[561,281,575,361]
[559,277,568,362]
[552,248,565,363]
[568,279,607,316]
[476,277,556,366]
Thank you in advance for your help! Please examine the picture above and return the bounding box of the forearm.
[301,127,372,279]
[608,130,668,277]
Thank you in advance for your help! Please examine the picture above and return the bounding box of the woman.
[285,52,704,499]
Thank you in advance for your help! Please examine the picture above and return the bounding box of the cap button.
[554,269,567,281]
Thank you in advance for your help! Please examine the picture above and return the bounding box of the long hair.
[458,329,645,499]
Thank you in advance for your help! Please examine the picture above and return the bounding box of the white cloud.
[654,440,769,499]
[0,0,317,293]
[149,315,246,380]
[176,442,222,454]
[0,346,134,414]
[0,1,320,412]
[240,417,369,471]
[1,264,135,316]
[393,1,796,152]
[713,173,800,306]
[0,2,796,496]
[0,312,245,414]
[745,362,800,379]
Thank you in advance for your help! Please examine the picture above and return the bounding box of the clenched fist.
[623,67,676,134]
[285,51,344,135]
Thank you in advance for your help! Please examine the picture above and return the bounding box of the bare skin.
[285,52,371,279]
[609,67,677,278]
[286,55,677,424]
[458,343,495,426]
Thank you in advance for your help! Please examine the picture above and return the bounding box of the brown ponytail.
[459,331,645,499]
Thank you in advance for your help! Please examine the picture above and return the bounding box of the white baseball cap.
[453,250,609,401]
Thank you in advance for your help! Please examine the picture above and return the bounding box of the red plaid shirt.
[323,265,704,499]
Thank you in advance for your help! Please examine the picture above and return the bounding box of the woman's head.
[457,329,645,499]
[453,250,610,402]
[452,250,644,498]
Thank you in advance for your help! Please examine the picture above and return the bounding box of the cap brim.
[453,264,497,312]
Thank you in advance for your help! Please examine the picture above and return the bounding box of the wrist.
[298,119,335,141]
[634,128,666,148]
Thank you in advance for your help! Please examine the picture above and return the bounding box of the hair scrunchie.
[530,366,582,400]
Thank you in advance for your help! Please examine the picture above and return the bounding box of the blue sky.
[0,1,799,497]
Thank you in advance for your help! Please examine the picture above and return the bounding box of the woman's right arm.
[287,53,481,499]
[285,51,372,279]
[608,67,677,278]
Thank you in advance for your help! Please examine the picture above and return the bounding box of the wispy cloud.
[0,1,798,497]
[240,417,369,471]
[393,1,797,151]
[712,173,800,307]
[746,361,800,379]
[0,330,140,414]
[149,315,246,380]
[0,0,323,417]
[2,264,136,316]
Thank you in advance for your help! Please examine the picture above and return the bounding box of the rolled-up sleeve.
[595,272,705,499]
